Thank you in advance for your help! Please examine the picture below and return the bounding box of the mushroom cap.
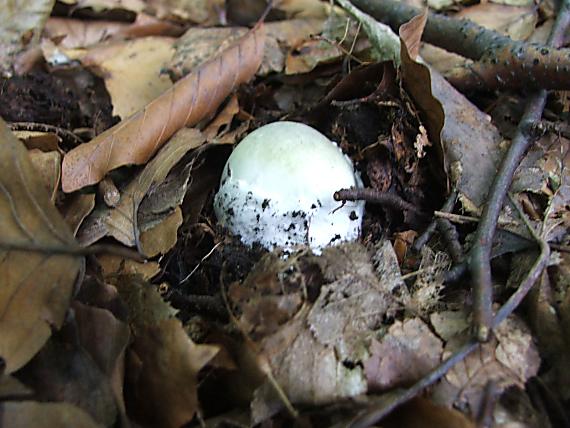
[214,121,364,252]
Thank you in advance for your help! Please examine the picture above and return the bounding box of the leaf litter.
[0,0,568,427]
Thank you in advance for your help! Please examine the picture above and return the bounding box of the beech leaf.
[62,24,265,193]
[0,118,81,374]
[77,127,204,247]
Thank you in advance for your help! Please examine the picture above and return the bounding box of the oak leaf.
[62,24,265,193]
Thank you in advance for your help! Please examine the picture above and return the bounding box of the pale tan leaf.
[28,149,61,203]
[0,0,53,74]
[78,37,176,119]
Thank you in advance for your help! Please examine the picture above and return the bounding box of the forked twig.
[470,0,570,342]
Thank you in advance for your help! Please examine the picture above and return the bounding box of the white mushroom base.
[214,121,364,253]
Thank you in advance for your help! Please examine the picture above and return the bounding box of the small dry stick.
[470,0,570,342]
[413,190,457,251]
[334,187,425,217]
[349,0,570,91]
[348,194,551,428]
[9,121,85,147]
[0,241,145,262]
[476,380,499,428]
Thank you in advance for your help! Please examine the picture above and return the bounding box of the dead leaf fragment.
[433,315,540,414]
[62,25,265,193]
[0,0,53,74]
[28,149,61,203]
[77,127,205,247]
[1,401,102,428]
[139,206,183,257]
[0,118,81,374]
[364,318,443,391]
[399,14,503,210]
[127,318,219,428]
[78,37,176,119]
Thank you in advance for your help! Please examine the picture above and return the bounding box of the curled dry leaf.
[399,13,503,210]
[62,24,265,193]
[107,276,219,425]
[127,318,219,428]
[0,119,81,374]
[77,127,205,247]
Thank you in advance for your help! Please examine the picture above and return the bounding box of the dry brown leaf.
[284,14,369,74]
[77,127,205,247]
[146,0,224,24]
[62,24,265,193]
[44,15,184,49]
[139,206,183,257]
[97,254,161,279]
[74,37,176,119]
[112,279,217,423]
[16,130,61,152]
[28,149,61,203]
[364,318,443,392]
[169,19,323,79]
[0,401,101,428]
[432,315,540,414]
[382,397,475,428]
[455,4,537,40]
[73,301,130,423]
[16,333,118,426]
[60,0,146,14]
[0,0,53,74]
[229,243,400,423]
[399,14,503,210]
[62,193,96,236]
[0,118,81,374]
[127,318,219,428]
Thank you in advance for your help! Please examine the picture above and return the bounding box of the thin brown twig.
[9,121,85,147]
[413,190,457,250]
[0,241,145,262]
[348,192,551,428]
[334,187,425,216]
[470,0,570,342]
[349,0,570,91]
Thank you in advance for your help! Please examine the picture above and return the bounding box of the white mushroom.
[214,121,364,253]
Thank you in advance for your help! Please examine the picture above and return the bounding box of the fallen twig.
[348,193,552,428]
[470,0,570,341]
[349,0,570,91]
[413,190,456,250]
[0,241,145,262]
[334,187,426,218]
